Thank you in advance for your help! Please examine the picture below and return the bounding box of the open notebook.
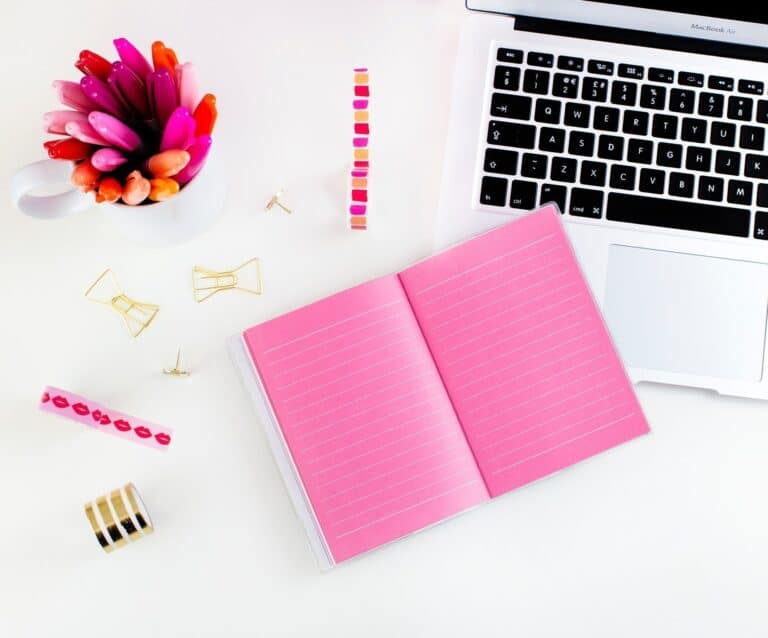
[229,206,649,568]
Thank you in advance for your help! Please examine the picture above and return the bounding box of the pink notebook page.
[243,276,488,563]
[399,206,649,497]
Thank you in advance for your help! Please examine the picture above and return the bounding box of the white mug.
[10,151,226,246]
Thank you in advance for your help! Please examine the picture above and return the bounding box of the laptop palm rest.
[604,245,768,382]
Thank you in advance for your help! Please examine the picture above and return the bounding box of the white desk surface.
[2,2,767,636]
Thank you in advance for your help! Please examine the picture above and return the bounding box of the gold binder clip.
[265,190,292,214]
[84,269,159,338]
[192,258,263,303]
[163,348,190,377]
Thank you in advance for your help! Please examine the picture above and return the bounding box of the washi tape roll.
[84,483,153,553]
[39,386,173,450]
[349,67,369,230]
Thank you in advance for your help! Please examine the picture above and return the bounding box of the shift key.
[487,120,536,148]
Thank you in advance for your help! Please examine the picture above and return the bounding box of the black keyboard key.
[619,64,644,79]
[757,100,768,123]
[738,79,763,95]
[510,179,538,209]
[740,125,765,150]
[648,68,674,83]
[497,48,523,64]
[488,120,536,148]
[685,146,712,172]
[698,176,724,202]
[699,92,724,117]
[728,96,753,121]
[708,75,734,91]
[569,131,595,156]
[657,142,682,168]
[480,176,507,206]
[484,148,518,175]
[745,154,768,178]
[494,66,521,91]
[681,117,707,143]
[520,153,548,178]
[539,127,566,153]
[669,88,695,113]
[598,135,623,160]
[553,73,579,99]
[570,188,604,218]
[551,157,577,183]
[582,77,609,102]
[534,99,561,124]
[627,138,653,164]
[639,168,665,194]
[715,150,740,176]
[727,180,753,205]
[523,69,550,95]
[528,52,554,68]
[652,114,678,139]
[594,106,620,131]
[611,81,637,106]
[669,172,694,198]
[623,110,649,135]
[758,184,768,207]
[588,60,613,75]
[540,183,567,212]
[640,85,666,109]
[710,122,736,147]
[678,71,704,87]
[610,164,636,190]
[564,102,591,127]
[580,160,607,186]
[755,212,768,239]
[607,192,750,237]
[490,93,532,120]
[558,56,584,72]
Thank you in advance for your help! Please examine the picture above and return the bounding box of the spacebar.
[607,193,750,238]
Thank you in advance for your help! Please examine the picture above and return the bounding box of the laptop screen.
[587,2,768,25]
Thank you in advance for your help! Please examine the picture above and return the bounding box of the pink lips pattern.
[40,387,173,449]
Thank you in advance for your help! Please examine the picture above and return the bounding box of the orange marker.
[148,177,180,202]
[122,170,151,205]
[71,159,101,193]
[193,93,217,136]
[151,41,178,75]
[147,150,190,178]
[97,177,122,203]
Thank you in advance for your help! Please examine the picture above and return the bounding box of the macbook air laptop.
[436,1,768,399]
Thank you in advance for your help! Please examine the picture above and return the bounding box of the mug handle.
[11,159,92,219]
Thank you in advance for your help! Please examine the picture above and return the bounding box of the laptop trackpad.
[604,245,768,382]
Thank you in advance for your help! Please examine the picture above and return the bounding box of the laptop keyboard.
[477,46,768,240]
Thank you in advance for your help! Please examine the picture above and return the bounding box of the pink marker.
[88,111,143,152]
[65,120,110,146]
[52,80,93,112]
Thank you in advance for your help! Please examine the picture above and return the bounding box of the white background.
[1,1,767,636]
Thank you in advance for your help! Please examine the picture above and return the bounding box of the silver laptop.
[436,1,768,400]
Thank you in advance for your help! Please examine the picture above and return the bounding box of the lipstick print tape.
[84,483,154,553]
[349,67,369,230]
[40,386,173,450]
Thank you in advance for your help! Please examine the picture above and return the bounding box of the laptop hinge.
[514,15,768,63]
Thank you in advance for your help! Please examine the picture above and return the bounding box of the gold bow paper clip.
[84,269,159,338]
[192,258,263,303]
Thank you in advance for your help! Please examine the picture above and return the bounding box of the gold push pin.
[163,348,190,377]
[265,190,292,214]
[84,269,159,338]
[192,257,263,303]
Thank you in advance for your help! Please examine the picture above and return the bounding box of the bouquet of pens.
[43,38,217,205]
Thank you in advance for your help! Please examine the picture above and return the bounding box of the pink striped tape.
[39,386,173,451]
